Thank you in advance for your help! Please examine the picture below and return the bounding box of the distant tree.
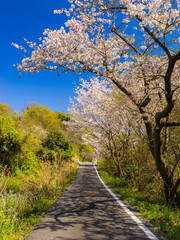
[56,111,70,131]
[67,77,137,175]
[21,105,61,131]
[21,101,41,113]
[56,112,70,122]
[0,103,15,117]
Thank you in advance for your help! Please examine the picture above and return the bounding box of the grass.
[99,168,180,240]
[0,159,79,240]
[1,159,179,240]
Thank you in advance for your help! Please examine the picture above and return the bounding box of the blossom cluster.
[66,77,141,155]
[13,0,180,142]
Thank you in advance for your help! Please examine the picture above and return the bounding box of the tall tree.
[13,0,180,205]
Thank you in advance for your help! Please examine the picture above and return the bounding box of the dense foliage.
[40,130,73,161]
[0,116,21,169]
[0,102,78,240]
[0,103,74,169]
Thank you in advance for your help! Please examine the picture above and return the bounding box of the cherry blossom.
[66,77,140,175]
[13,0,180,206]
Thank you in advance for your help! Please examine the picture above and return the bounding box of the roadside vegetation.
[98,159,180,240]
[0,102,79,240]
[65,78,180,239]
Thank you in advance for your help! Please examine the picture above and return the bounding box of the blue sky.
[0,0,81,113]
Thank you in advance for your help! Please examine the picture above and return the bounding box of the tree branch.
[136,16,171,58]
[161,122,180,127]
[171,151,180,179]
[111,26,141,55]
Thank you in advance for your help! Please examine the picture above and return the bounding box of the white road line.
[93,164,159,240]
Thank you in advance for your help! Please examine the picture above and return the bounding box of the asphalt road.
[26,163,161,240]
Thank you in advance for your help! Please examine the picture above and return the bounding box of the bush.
[0,116,22,169]
[40,130,73,162]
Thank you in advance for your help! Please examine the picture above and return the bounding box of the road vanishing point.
[26,163,163,240]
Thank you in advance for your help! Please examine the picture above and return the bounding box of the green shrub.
[0,116,22,169]
[40,130,73,162]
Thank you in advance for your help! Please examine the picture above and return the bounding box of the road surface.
[26,163,162,240]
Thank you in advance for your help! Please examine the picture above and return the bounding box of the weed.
[0,160,78,240]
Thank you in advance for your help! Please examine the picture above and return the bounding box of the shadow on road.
[26,164,155,240]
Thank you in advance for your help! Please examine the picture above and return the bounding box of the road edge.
[93,163,161,240]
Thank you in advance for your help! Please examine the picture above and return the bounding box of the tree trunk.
[141,116,179,206]
[153,125,179,206]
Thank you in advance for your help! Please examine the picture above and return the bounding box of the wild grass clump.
[0,159,78,240]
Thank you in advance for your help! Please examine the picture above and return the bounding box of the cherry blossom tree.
[67,77,163,190]
[67,77,138,176]
[13,0,180,205]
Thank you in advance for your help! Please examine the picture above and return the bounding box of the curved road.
[26,163,162,240]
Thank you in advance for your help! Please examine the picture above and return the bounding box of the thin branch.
[136,16,171,58]
[161,122,180,127]
[171,150,180,179]
[111,26,141,55]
